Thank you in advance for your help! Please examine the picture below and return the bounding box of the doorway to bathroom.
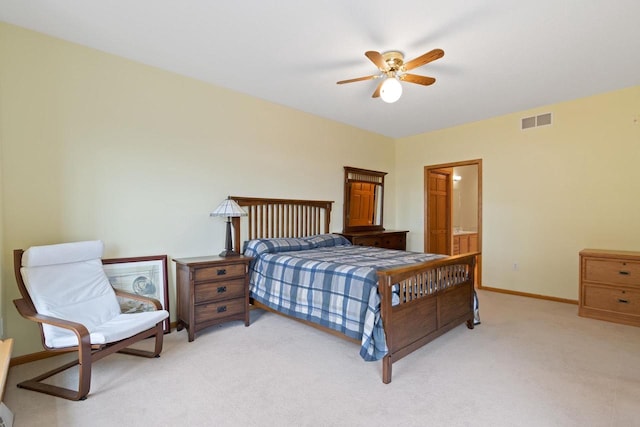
[424,159,482,286]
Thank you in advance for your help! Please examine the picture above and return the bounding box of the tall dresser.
[579,249,640,327]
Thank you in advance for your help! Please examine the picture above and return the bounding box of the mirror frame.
[342,166,387,233]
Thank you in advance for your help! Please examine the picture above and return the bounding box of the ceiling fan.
[337,48,444,103]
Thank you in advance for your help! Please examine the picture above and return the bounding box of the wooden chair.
[13,241,169,401]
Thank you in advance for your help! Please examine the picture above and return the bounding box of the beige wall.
[0,23,395,356]
[396,85,640,300]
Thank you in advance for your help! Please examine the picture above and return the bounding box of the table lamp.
[210,197,247,257]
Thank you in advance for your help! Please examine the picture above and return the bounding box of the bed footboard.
[377,253,478,383]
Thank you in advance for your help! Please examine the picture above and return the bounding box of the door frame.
[424,159,483,286]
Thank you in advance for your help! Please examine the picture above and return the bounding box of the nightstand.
[173,255,252,342]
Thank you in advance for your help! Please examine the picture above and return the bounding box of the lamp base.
[219,249,240,257]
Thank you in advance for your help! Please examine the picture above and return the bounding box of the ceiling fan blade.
[403,49,444,71]
[400,74,436,86]
[365,51,388,71]
[372,80,383,98]
[336,75,378,85]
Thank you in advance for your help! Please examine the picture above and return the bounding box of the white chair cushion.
[47,310,169,348]
[22,240,104,267]
[20,240,168,348]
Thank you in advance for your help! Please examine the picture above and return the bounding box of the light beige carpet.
[4,290,640,427]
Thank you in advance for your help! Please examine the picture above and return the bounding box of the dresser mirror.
[342,166,387,233]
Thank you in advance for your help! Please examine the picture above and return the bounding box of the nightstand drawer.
[195,278,246,303]
[583,284,640,316]
[194,263,246,281]
[584,259,640,287]
[195,298,245,323]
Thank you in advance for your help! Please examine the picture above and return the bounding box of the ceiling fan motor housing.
[382,51,404,75]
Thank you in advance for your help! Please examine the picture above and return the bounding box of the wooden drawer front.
[195,278,246,304]
[195,298,245,323]
[584,259,640,287]
[353,234,406,250]
[383,234,406,250]
[583,285,640,316]
[352,236,382,247]
[194,263,246,281]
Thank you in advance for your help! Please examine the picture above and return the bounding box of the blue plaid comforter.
[245,237,445,361]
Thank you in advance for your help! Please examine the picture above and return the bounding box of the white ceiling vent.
[521,112,553,130]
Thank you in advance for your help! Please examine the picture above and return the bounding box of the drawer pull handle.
[618,299,629,304]
[217,268,227,276]
[619,271,630,276]
[217,305,227,313]
[217,286,227,293]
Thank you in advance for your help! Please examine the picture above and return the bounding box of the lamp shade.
[210,198,247,218]
[380,77,402,103]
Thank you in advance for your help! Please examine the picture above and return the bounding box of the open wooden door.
[426,168,452,255]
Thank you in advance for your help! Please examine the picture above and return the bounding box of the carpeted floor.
[4,290,640,426]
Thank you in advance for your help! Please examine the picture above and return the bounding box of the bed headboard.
[230,196,333,253]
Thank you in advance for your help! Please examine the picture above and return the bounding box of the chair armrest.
[14,299,90,336]
[13,298,91,350]
[113,289,163,310]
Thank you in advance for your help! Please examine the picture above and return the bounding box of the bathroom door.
[426,168,452,255]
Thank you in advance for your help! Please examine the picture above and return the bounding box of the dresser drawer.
[584,259,640,287]
[583,284,640,316]
[381,234,406,250]
[352,236,382,247]
[194,263,246,281]
[352,234,406,250]
[195,278,246,303]
[195,298,245,323]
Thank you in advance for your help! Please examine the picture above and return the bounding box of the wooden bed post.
[382,355,392,384]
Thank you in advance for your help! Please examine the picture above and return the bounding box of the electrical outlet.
[513,263,519,271]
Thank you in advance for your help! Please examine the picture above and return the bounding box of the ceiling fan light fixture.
[380,77,402,103]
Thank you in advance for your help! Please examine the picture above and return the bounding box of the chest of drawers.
[579,249,640,327]
[173,255,252,341]
[340,230,408,250]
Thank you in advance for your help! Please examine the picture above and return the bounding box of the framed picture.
[102,255,170,334]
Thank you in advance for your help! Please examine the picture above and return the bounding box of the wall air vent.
[521,112,553,130]
[521,116,536,129]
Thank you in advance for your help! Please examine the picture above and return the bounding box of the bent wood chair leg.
[18,325,164,401]
[17,354,91,401]
[18,336,92,400]
[117,324,164,358]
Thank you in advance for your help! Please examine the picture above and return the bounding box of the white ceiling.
[2,1,639,138]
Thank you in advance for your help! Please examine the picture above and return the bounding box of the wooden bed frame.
[231,196,477,384]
